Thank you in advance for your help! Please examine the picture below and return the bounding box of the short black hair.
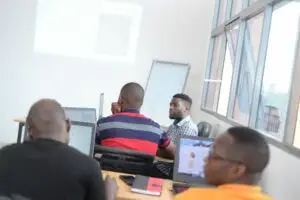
[120,82,144,108]
[173,93,192,109]
[227,126,270,174]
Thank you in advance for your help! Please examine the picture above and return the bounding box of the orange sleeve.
[174,188,216,200]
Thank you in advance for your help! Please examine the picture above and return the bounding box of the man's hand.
[111,102,121,114]
[105,176,118,200]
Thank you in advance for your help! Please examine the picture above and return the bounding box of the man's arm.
[157,132,176,159]
[86,161,107,200]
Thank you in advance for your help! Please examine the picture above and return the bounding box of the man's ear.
[232,164,246,178]
[26,125,33,141]
[66,119,71,133]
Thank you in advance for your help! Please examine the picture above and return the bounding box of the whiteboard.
[141,61,190,126]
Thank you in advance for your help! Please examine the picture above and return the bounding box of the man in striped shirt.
[96,82,176,158]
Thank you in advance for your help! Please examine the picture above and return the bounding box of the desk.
[103,170,174,200]
[14,117,26,143]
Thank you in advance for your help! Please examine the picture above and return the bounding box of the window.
[294,101,300,148]
[217,25,240,115]
[204,25,239,115]
[256,2,300,138]
[232,13,264,125]
[248,0,258,6]
[204,35,226,111]
[202,0,300,149]
[217,0,229,25]
[231,0,243,16]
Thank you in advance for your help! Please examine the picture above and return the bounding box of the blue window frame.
[201,0,300,148]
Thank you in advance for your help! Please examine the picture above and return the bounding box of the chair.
[197,121,212,138]
[93,145,155,176]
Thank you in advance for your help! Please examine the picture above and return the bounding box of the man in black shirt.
[0,99,118,200]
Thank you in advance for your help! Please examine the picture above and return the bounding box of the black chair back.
[94,145,154,176]
[197,121,212,138]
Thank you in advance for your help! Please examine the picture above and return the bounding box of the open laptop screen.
[173,136,214,184]
[68,121,96,157]
[64,107,97,123]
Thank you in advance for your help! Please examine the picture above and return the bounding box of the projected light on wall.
[34,0,143,63]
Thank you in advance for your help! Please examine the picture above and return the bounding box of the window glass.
[217,25,240,115]
[231,0,243,16]
[232,13,264,124]
[293,101,300,148]
[205,35,226,111]
[217,43,233,115]
[218,0,228,25]
[248,0,258,6]
[256,2,300,138]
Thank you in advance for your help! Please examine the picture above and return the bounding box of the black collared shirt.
[0,139,106,200]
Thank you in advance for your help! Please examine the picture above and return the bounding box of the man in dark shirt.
[0,99,117,200]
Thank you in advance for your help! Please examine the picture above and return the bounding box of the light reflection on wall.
[34,0,143,63]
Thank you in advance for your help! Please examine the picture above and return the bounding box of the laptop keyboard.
[172,183,190,194]
[155,161,173,177]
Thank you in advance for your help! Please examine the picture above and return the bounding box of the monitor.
[68,121,96,157]
[64,107,97,123]
[173,135,214,185]
[98,93,104,120]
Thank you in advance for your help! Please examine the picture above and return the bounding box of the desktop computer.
[68,121,96,157]
[64,107,97,124]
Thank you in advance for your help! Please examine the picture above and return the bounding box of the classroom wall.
[0,0,214,142]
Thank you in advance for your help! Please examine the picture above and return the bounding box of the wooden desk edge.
[14,117,26,123]
[103,170,174,200]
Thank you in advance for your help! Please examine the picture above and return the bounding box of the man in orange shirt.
[175,126,272,200]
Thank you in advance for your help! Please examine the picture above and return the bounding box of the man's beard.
[172,117,183,124]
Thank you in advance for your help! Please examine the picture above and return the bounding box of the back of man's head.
[227,126,270,174]
[26,99,70,143]
[119,82,144,110]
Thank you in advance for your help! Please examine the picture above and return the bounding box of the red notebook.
[131,175,164,196]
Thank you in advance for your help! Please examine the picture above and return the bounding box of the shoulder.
[97,115,115,124]
[63,145,94,163]
[60,146,100,173]
[141,115,161,128]
[187,119,198,132]
[0,143,24,156]
[175,188,218,199]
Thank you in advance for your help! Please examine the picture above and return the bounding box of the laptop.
[68,121,96,157]
[64,107,97,124]
[172,135,215,189]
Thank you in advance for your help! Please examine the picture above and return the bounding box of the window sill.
[201,107,300,159]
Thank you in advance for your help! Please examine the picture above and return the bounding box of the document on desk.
[131,175,164,196]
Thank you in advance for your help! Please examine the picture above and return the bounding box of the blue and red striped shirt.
[96,109,170,155]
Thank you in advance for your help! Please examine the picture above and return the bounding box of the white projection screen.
[142,61,190,127]
[34,0,142,62]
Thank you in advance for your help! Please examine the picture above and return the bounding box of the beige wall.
[0,0,215,142]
